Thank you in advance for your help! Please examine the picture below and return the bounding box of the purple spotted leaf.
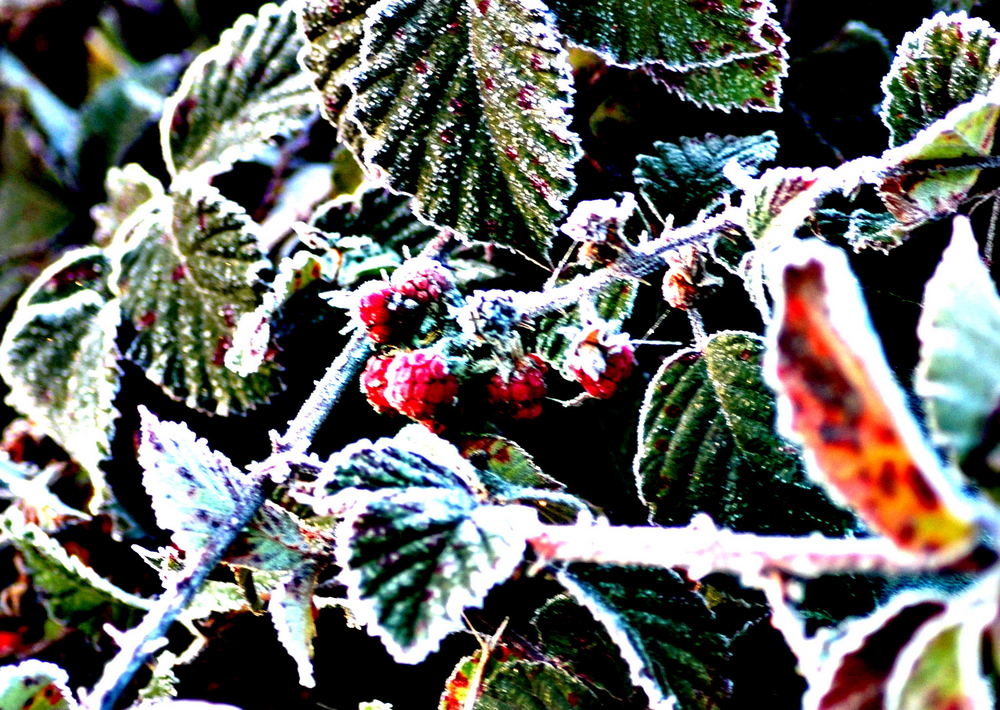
[342,0,582,261]
[113,177,278,415]
[269,563,321,688]
[162,1,315,176]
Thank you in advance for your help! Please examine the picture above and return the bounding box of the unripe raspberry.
[486,354,548,420]
[384,349,459,425]
[360,354,395,414]
[567,327,635,399]
[355,280,396,343]
[390,258,454,304]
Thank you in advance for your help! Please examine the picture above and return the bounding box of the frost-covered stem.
[530,515,944,580]
[518,211,739,318]
[278,329,372,452]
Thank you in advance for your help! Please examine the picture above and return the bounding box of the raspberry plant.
[5,1,1000,709]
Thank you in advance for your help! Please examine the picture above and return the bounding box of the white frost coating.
[269,566,318,688]
[761,239,978,530]
[916,216,1000,459]
[559,193,637,243]
[0,659,78,709]
[737,166,839,246]
[555,569,675,709]
[335,488,538,664]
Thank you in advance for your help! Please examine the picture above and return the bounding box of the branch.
[529,514,945,582]
[82,329,372,710]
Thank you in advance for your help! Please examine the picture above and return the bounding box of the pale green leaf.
[634,331,854,534]
[739,166,835,244]
[557,565,730,710]
[162,1,316,176]
[477,659,601,709]
[547,0,777,69]
[91,163,163,246]
[880,11,1000,147]
[0,660,76,710]
[226,502,316,572]
[879,90,1000,229]
[916,216,1000,460]
[0,248,121,512]
[634,132,778,224]
[346,0,581,259]
[112,179,277,415]
[269,563,320,688]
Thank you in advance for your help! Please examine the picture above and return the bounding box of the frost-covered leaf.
[270,562,321,688]
[764,239,979,557]
[0,248,121,512]
[814,208,908,254]
[337,489,535,664]
[878,89,1000,229]
[138,407,252,553]
[2,517,150,637]
[557,565,730,710]
[476,658,601,709]
[880,11,1000,147]
[547,0,778,69]
[311,187,437,255]
[635,331,853,534]
[739,166,835,244]
[162,1,315,176]
[91,163,163,246]
[226,502,317,572]
[647,21,788,113]
[917,217,1000,462]
[634,132,778,224]
[113,180,277,415]
[0,659,76,710]
[299,0,370,144]
[345,0,581,260]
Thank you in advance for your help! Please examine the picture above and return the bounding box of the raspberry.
[384,349,459,425]
[360,354,394,414]
[390,258,454,304]
[487,354,548,420]
[356,280,396,343]
[568,328,635,399]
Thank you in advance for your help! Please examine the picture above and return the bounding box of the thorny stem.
[83,330,372,710]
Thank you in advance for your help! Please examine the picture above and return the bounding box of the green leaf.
[91,163,163,246]
[138,407,253,553]
[547,0,778,69]
[269,562,321,688]
[634,132,778,224]
[557,565,730,710]
[916,217,1000,461]
[2,517,151,638]
[634,331,853,534]
[0,659,76,710]
[311,185,436,257]
[113,179,277,415]
[739,166,834,244]
[299,0,370,144]
[161,1,316,176]
[345,0,581,260]
[813,207,908,254]
[477,658,601,709]
[878,90,1000,229]
[646,20,789,113]
[880,11,1000,147]
[0,248,121,512]
[226,502,321,573]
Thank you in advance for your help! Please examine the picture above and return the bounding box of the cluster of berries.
[355,259,635,430]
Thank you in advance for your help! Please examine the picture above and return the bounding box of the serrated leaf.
[880,11,1000,148]
[557,565,730,710]
[0,248,121,512]
[0,660,76,710]
[916,217,1000,462]
[2,517,150,638]
[878,89,1000,229]
[477,658,601,709]
[113,179,277,415]
[226,501,316,572]
[635,331,853,534]
[269,562,320,688]
[764,238,979,557]
[813,208,908,254]
[91,163,163,246]
[337,488,535,663]
[138,407,252,553]
[547,0,777,69]
[345,0,581,260]
[162,1,315,176]
[646,21,788,113]
[312,187,437,254]
[634,132,778,224]
[739,166,835,244]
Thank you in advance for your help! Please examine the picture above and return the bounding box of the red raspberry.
[356,280,396,343]
[360,354,394,414]
[487,354,548,420]
[384,349,459,425]
[568,328,635,399]
[390,258,454,304]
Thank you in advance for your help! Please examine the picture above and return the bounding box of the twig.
[82,330,372,710]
